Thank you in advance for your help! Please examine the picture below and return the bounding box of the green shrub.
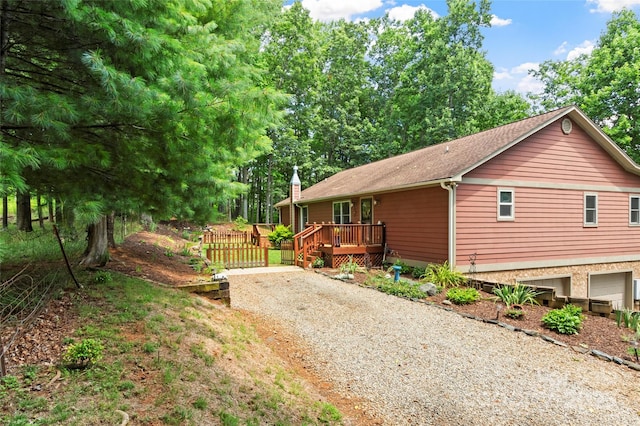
[411,266,426,279]
[541,304,584,335]
[422,261,467,288]
[340,256,358,274]
[446,287,480,305]
[267,224,294,249]
[492,283,539,307]
[365,274,426,299]
[504,308,525,319]
[386,260,410,274]
[312,257,324,268]
[62,338,104,367]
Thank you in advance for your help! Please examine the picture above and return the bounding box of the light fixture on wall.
[373,198,380,206]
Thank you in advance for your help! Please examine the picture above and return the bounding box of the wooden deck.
[293,223,385,268]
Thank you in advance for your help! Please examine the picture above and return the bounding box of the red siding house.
[276,106,640,310]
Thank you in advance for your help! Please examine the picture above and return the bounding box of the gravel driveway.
[229,269,640,425]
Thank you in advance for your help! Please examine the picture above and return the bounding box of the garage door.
[520,277,570,297]
[590,273,626,310]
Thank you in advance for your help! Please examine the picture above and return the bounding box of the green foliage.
[365,274,427,299]
[231,217,249,231]
[93,271,113,284]
[340,256,358,274]
[268,224,294,248]
[504,308,525,319]
[312,257,325,268]
[492,283,539,307]
[388,260,410,274]
[616,308,640,331]
[446,287,480,305]
[422,261,467,288]
[411,266,426,279]
[541,304,585,335]
[62,338,104,366]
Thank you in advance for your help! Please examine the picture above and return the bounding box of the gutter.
[440,181,457,269]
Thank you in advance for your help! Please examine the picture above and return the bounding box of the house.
[276,106,640,310]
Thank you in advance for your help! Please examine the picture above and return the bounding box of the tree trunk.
[48,196,54,223]
[16,191,33,232]
[2,196,7,228]
[80,215,109,266]
[37,193,44,228]
[266,155,273,224]
[107,211,116,248]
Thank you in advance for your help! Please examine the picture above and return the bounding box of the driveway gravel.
[229,269,640,425]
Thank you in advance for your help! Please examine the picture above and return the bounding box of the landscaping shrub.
[411,266,426,279]
[504,308,525,319]
[422,261,467,288]
[541,304,584,335]
[492,283,539,307]
[365,274,426,299]
[268,224,294,248]
[446,287,480,305]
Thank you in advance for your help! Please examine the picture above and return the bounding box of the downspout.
[440,181,457,269]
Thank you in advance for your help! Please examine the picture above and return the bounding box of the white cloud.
[587,0,640,13]
[493,68,513,81]
[517,74,545,94]
[301,0,383,21]
[566,40,595,60]
[511,62,539,75]
[386,4,438,21]
[490,14,511,27]
[493,63,542,94]
[553,41,568,56]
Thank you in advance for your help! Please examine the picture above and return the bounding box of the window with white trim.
[584,193,598,226]
[630,195,640,225]
[497,188,514,221]
[333,201,351,224]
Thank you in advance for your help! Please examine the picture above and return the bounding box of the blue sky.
[285,0,640,94]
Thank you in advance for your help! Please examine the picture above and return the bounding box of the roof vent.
[561,118,572,135]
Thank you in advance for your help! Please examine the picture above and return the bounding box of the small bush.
[423,261,467,288]
[541,304,584,335]
[492,283,539,307]
[340,256,358,274]
[504,308,525,319]
[268,224,294,249]
[365,274,426,299]
[312,257,324,268]
[62,338,104,367]
[411,266,426,279]
[446,287,480,305]
[387,260,410,274]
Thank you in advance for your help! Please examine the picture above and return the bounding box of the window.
[497,189,514,220]
[631,196,640,225]
[333,201,351,224]
[584,193,598,226]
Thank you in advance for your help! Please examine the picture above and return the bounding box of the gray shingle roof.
[277,106,638,206]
